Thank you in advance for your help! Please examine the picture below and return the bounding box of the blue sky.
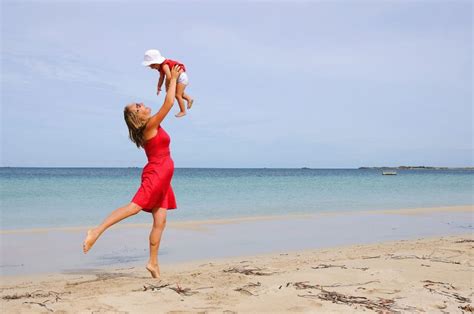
[1,1,472,168]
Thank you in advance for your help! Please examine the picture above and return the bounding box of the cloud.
[2,50,116,88]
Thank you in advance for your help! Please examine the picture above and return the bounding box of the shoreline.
[1,204,472,234]
[1,205,472,277]
[2,234,473,313]
[3,232,471,280]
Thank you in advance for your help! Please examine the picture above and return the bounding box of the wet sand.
[1,234,473,313]
[0,205,472,276]
[2,204,471,235]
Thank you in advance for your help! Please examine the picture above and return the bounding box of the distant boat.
[382,171,397,175]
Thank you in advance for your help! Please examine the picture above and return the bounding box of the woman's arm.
[146,65,183,130]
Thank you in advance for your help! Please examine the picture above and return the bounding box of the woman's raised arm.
[146,65,183,130]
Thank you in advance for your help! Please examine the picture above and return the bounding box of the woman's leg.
[175,83,187,117]
[146,207,167,278]
[83,202,142,253]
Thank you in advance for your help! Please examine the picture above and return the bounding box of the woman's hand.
[170,65,183,81]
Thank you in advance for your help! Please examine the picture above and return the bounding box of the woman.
[82,65,183,279]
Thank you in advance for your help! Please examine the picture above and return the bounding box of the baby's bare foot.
[187,99,194,110]
[83,229,99,254]
[146,263,160,279]
[175,112,186,118]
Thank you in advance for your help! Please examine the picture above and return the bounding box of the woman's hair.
[123,106,148,148]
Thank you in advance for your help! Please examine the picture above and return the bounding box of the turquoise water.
[1,168,472,230]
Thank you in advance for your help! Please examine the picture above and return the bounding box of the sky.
[1,0,472,168]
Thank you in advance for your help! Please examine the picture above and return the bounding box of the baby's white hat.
[142,49,165,66]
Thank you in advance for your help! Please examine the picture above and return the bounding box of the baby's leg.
[175,83,187,118]
[183,91,194,110]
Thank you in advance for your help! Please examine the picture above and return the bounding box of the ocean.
[1,168,472,230]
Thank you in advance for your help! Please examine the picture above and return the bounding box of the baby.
[142,49,194,118]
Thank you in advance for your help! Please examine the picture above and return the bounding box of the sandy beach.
[1,234,473,313]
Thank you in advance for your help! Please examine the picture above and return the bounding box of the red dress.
[132,126,177,213]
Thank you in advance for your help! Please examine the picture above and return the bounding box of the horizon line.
[0,166,473,169]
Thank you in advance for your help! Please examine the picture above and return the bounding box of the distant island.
[358,166,474,170]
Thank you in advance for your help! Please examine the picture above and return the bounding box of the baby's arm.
[157,72,164,95]
[162,64,172,91]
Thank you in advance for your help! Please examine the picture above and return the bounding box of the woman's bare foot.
[83,229,99,254]
[175,112,186,118]
[187,99,194,110]
[146,263,160,279]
